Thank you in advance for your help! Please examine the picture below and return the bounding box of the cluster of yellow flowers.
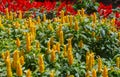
[0,7,120,77]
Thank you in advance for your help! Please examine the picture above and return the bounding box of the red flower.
[98,2,112,17]
[115,19,120,28]
[116,12,120,18]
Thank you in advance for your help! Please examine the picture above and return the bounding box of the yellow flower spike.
[18,10,22,19]
[47,41,51,53]
[38,54,45,73]
[26,69,32,77]
[92,69,96,77]
[98,57,102,72]
[74,21,79,31]
[50,70,54,77]
[88,54,93,70]
[92,31,95,37]
[36,41,40,50]
[92,23,95,29]
[5,50,10,60]
[102,66,108,77]
[14,12,17,18]
[61,16,65,24]
[57,24,62,37]
[79,40,84,48]
[63,45,67,57]
[68,38,72,51]
[6,58,12,77]
[111,18,115,26]
[116,57,120,68]
[51,48,56,62]
[5,8,9,19]
[60,30,64,45]
[20,56,24,66]
[9,11,13,20]
[93,12,96,23]
[16,62,23,76]
[43,14,46,22]
[56,42,60,53]
[16,38,21,48]
[13,50,20,68]
[61,10,64,18]
[77,10,80,16]
[15,21,20,28]
[68,48,74,65]
[37,16,41,24]
[69,15,73,28]
[81,8,85,17]
[86,71,90,77]
[26,33,31,52]
[66,15,69,23]
[50,36,54,46]
[47,24,54,31]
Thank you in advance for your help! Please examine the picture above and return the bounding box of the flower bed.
[0,0,120,77]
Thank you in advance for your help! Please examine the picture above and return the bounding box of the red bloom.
[115,19,120,28]
[116,12,120,18]
[43,1,56,12]
[98,2,112,17]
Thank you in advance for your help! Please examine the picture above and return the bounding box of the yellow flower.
[74,21,79,31]
[16,38,21,47]
[92,13,96,23]
[92,69,96,77]
[56,42,60,53]
[26,69,32,77]
[6,58,12,77]
[86,71,90,77]
[37,16,41,24]
[61,10,64,18]
[68,48,74,65]
[63,45,67,57]
[66,15,69,23]
[47,24,54,31]
[51,48,56,62]
[116,57,120,68]
[26,33,31,52]
[50,36,54,46]
[60,31,64,45]
[9,11,13,20]
[50,70,54,77]
[36,41,40,50]
[69,15,73,28]
[18,10,22,19]
[98,57,102,72]
[38,54,45,73]
[79,40,84,48]
[81,8,85,17]
[20,56,24,66]
[68,38,72,51]
[5,8,9,19]
[13,50,20,68]
[43,14,46,22]
[102,66,108,77]
[16,62,22,76]
[77,10,80,16]
[92,32,95,37]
